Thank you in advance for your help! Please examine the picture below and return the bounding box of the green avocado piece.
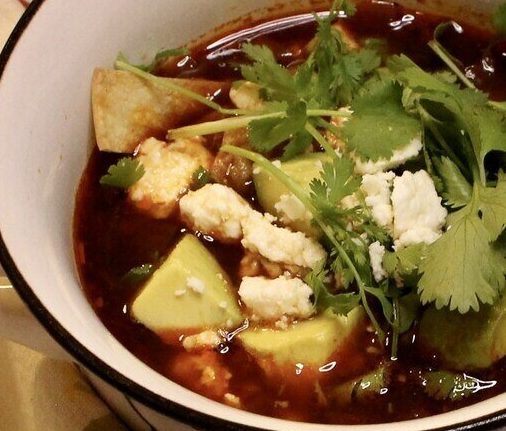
[253,153,329,236]
[419,293,506,370]
[238,308,364,366]
[131,234,243,333]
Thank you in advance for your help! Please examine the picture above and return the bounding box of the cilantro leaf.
[418,189,506,312]
[241,44,297,103]
[422,371,483,401]
[434,156,472,208]
[310,156,360,205]
[191,166,211,190]
[475,176,506,241]
[281,131,314,160]
[472,106,506,182]
[248,102,308,153]
[308,8,380,107]
[122,264,154,284]
[396,292,420,333]
[305,262,361,315]
[383,243,427,278]
[117,47,189,73]
[389,54,471,99]
[342,79,423,161]
[100,158,144,188]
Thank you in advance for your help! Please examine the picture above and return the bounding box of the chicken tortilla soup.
[74,0,506,424]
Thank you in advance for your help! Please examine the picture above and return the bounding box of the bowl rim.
[1,1,506,430]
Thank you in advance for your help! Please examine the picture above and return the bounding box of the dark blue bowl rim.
[0,1,505,430]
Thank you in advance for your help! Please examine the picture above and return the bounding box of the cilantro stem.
[316,117,344,140]
[309,109,352,118]
[169,108,350,139]
[221,144,385,342]
[427,40,476,90]
[115,60,246,116]
[427,40,506,114]
[418,105,469,177]
[305,122,338,159]
[169,112,285,139]
[390,298,400,360]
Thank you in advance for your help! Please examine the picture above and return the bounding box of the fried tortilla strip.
[92,68,225,153]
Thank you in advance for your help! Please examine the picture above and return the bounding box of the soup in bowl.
[0,0,505,430]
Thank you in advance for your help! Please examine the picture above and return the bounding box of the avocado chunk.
[131,234,243,333]
[419,293,506,370]
[253,153,329,236]
[238,308,364,366]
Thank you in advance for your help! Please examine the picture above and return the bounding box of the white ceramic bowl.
[0,1,505,430]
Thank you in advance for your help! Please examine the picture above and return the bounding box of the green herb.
[100,158,145,188]
[115,60,244,116]
[114,0,506,342]
[422,371,496,401]
[419,180,506,312]
[307,0,380,107]
[248,101,312,158]
[188,1,378,156]
[383,243,427,279]
[221,144,389,341]
[305,261,361,315]
[117,47,189,73]
[433,156,472,209]
[122,264,154,284]
[191,166,211,190]
[342,78,422,161]
[241,43,298,104]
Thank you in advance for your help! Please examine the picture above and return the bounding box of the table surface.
[0,2,126,430]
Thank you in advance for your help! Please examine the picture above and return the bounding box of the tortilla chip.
[92,68,225,153]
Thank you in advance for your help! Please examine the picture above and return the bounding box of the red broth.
[74,0,506,424]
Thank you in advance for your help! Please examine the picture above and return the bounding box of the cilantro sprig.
[113,0,506,345]
[100,158,145,189]
[221,144,390,341]
[386,39,506,312]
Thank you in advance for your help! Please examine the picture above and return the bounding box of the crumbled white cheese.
[238,275,314,321]
[224,392,242,408]
[181,183,325,268]
[391,170,448,249]
[179,183,250,242]
[241,211,326,269]
[353,136,423,175]
[201,366,217,385]
[274,194,312,224]
[274,315,290,330]
[174,289,187,297]
[368,241,387,282]
[182,330,222,351]
[129,137,211,219]
[186,276,205,294]
[229,81,263,111]
[361,171,395,230]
